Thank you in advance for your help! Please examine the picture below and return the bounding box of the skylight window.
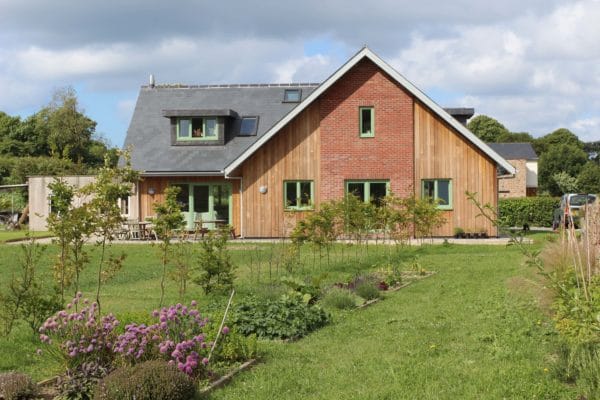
[239,116,258,136]
[283,89,301,103]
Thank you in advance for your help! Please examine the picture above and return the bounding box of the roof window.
[283,89,301,103]
[239,116,258,136]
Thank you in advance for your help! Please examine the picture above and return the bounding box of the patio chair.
[193,216,209,240]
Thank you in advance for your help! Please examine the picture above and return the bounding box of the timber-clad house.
[123,47,515,238]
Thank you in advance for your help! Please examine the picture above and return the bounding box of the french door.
[173,183,231,230]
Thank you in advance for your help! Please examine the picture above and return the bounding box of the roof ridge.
[142,82,321,89]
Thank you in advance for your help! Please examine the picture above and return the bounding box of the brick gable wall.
[319,59,414,201]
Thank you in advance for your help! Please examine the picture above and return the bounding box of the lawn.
[0,230,52,243]
[0,235,577,398]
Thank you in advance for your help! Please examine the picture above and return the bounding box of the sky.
[1,0,599,147]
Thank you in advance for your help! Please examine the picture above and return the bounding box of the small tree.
[152,186,185,307]
[80,149,138,312]
[194,227,235,294]
[46,178,75,302]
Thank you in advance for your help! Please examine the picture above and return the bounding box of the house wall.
[414,102,498,236]
[498,159,527,198]
[319,58,414,200]
[138,176,240,234]
[28,176,96,231]
[240,103,321,237]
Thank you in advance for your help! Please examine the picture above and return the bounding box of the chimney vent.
[149,74,155,88]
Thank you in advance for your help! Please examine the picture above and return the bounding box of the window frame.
[239,116,259,136]
[359,106,375,137]
[283,180,315,211]
[176,117,219,141]
[283,89,302,103]
[421,179,453,210]
[345,180,390,206]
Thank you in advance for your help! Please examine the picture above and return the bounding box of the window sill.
[284,208,315,212]
[359,133,375,138]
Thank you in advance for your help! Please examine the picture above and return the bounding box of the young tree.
[153,186,185,307]
[80,149,138,312]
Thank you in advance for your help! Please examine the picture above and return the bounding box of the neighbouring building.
[487,143,538,198]
[122,47,515,237]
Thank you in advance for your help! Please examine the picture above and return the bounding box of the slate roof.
[123,84,318,175]
[487,143,538,160]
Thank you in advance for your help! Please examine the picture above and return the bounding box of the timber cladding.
[414,101,498,236]
[241,103,321,238]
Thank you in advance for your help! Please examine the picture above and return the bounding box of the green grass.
[0,239,578,398]
[0,230,52,243]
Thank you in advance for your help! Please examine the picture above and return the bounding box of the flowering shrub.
[39,292,119,369]
[113,300,212,377]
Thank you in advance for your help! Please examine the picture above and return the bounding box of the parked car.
[553,193,597,229]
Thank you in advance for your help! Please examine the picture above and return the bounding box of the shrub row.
[498,196,560,227]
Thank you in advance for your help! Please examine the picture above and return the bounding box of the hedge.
[498,196,560,228]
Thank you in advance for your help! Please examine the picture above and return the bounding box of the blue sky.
[1,0,599,147]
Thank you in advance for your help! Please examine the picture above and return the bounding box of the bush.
[0,372,38,400]
[498,196,560,227]
[56,361,109,400]
[211,326,257,363]
[321,288,359,310]
[355,281,381,301]
[232,294,329,340]
[95,360,197,400]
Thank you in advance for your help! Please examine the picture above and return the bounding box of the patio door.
[173,183,231,230]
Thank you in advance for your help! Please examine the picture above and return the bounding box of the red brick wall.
[319,58,414,200]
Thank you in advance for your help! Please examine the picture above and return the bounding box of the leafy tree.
[538,143,588,196]
[577,162,600,194]
[194,227,235,294]
[153,186,185,307]
[496,131,535,143]
[553,171,578,194]
[467,115,510,142]
[80,149,138,312]
[45,87,97,163]
[533,128,584,156]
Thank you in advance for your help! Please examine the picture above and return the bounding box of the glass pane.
[213,185,230,221]
[285,182,297,207]
[191,118,203,138]
[174,184,189,212]
[284,89,301,102]
[299,181,312,206]
[240,117,257,136]
[193,186,209,213]
[348,183,365,201]
[178,119,190,138]
[437,180,450,205]
[361,108,372,134]
[204,118,217,137]
[423,181,435,199]
[369,182,387,206]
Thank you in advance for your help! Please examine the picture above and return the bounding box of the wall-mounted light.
[259,185,267,194]
[148,187,156,195]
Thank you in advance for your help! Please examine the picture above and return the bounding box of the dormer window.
[283,89,301,103]
[177,117,218,141]
[239,116,258,136]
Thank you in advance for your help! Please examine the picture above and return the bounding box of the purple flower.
[202,357,209,365]
[190,300,197,307]
[221,326,230,335]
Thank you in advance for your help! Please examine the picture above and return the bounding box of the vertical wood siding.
[240,103,321,237]
[414,101,498,236]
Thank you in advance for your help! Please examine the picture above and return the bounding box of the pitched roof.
[487,143,538,160]
[224,47,516,175]
[123,84,317,175]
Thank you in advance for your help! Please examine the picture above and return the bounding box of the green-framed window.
[421,179,452,210]
[345,180,389,206]
[176,117,218,141]
[359,107,375,137]
[284,180,314,210]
